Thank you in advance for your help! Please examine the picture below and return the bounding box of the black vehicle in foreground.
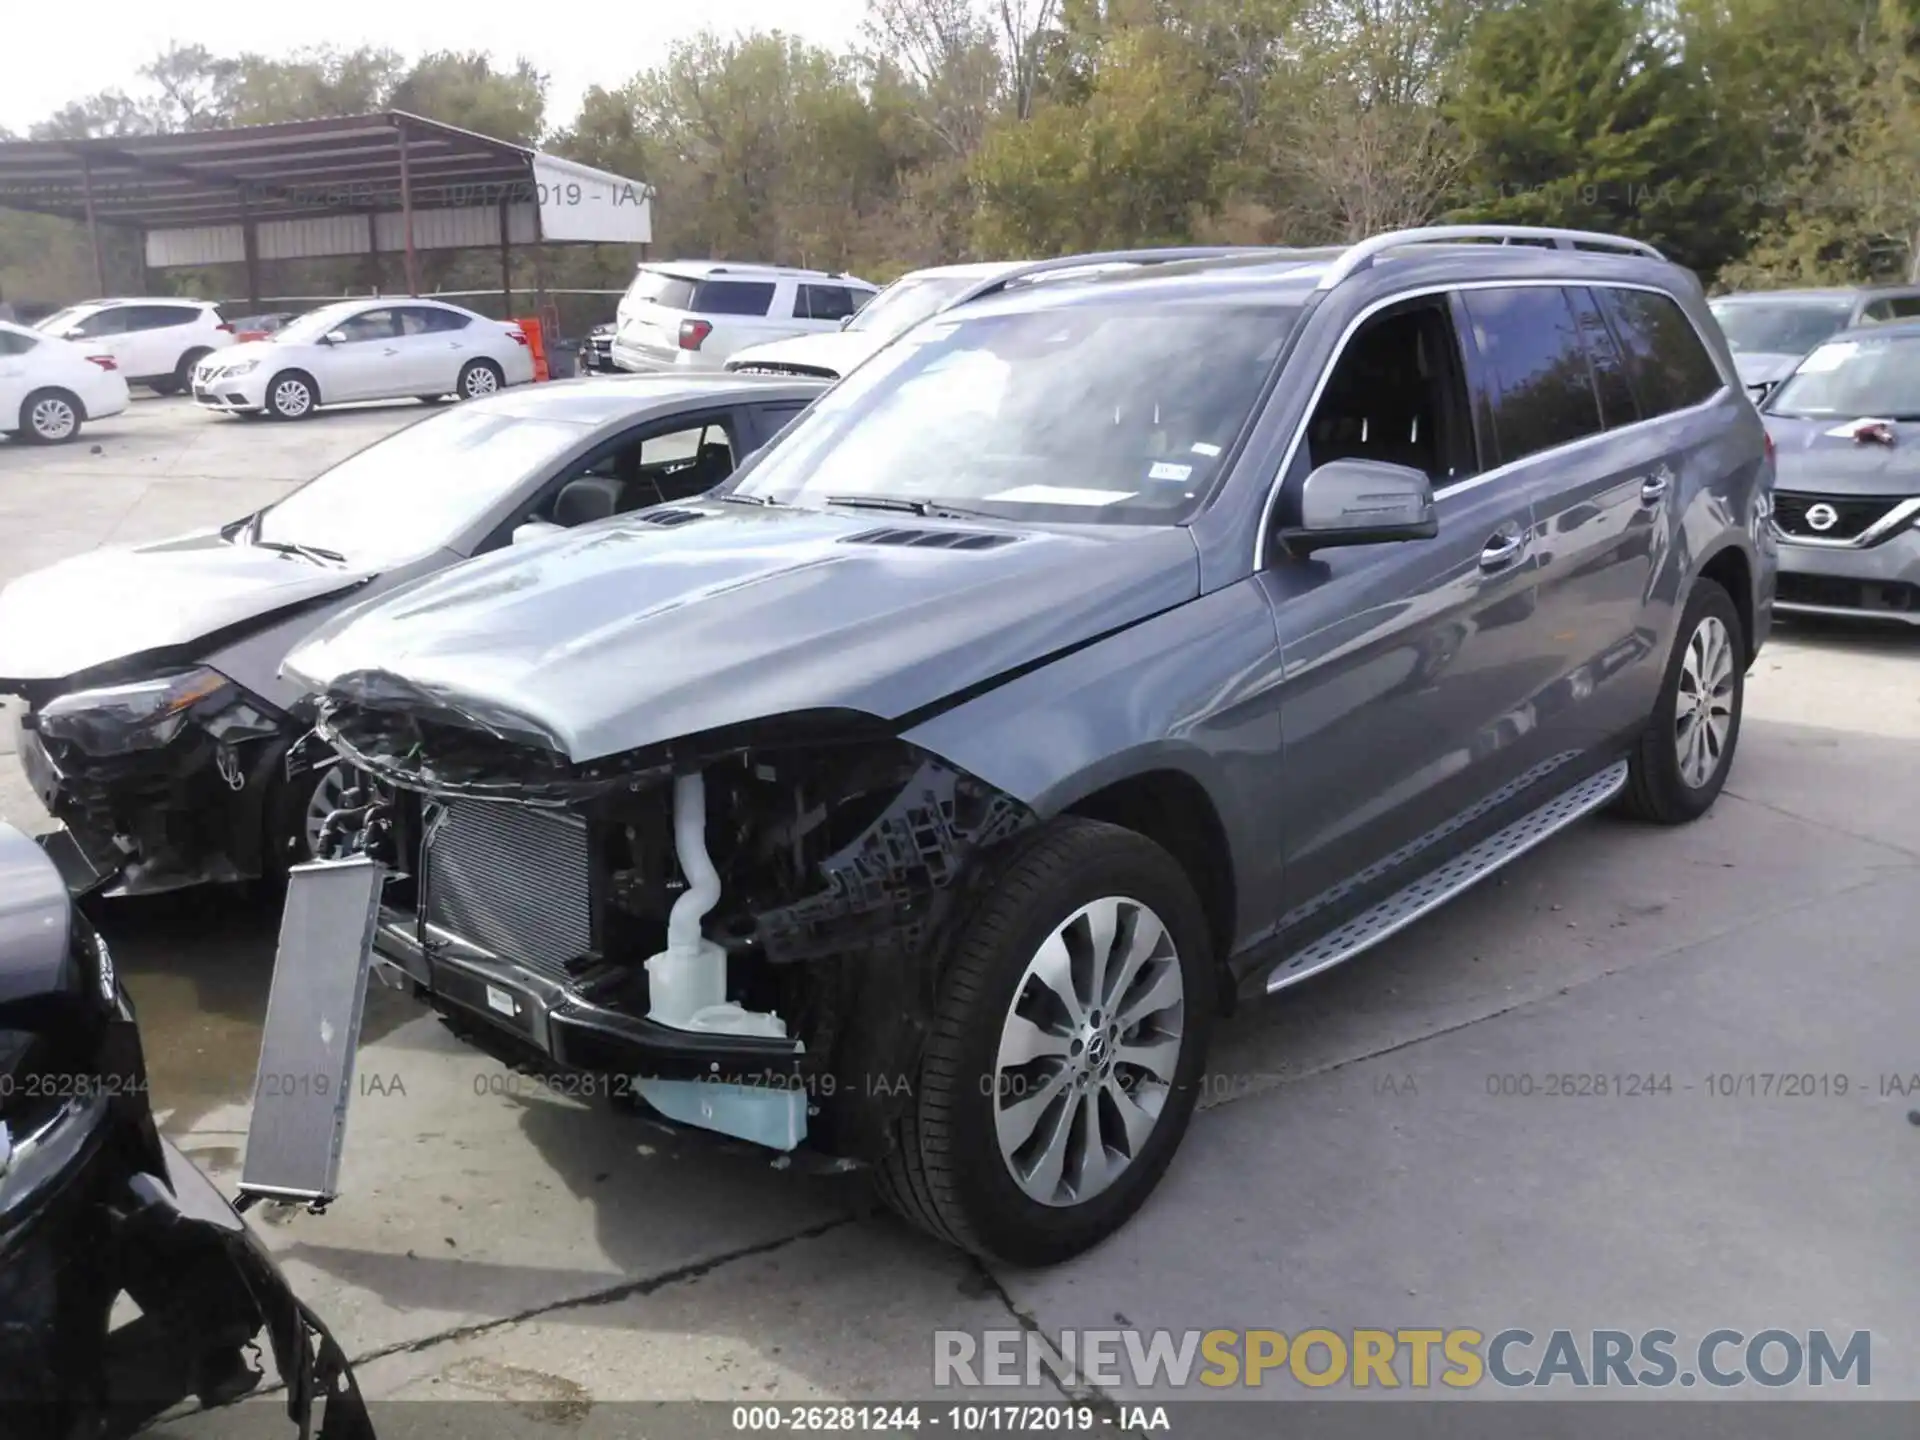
[0,822,372,1438]
[281,225,1774,1266]
[0,375,824,898]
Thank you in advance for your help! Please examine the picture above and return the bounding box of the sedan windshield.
[1710,299,1853,356]
[845,275,981,338]
[727,300,1298,524]
[1766,332,1920,419]
[271,303,365,345]
[253,409,589,564]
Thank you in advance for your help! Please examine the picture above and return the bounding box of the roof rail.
[984,245,1291,295]
[1314,225,1665,291]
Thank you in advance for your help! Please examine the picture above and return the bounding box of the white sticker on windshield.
[987,485,1135,506]
[1190,442,1223,457]
[1798,342,1857,373]
[1149,462,1193,481]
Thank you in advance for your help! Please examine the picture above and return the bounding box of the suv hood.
[727,329,886,377]
[1766,414,1920,496]
[284,503,1199,765]
[0,531,372,687]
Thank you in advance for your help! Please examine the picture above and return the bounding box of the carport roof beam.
[0,111,653,265]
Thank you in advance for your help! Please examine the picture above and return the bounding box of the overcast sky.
[2,0,872,135]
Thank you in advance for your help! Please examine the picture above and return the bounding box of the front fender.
[901,579,1284,949]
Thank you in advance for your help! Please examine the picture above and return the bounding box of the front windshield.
[728,299,1299,524]
[271,303,364,345]
[845,274,980,337]
[34,305,93,334]
[1710,299,1853,355]
[1765,333,1920,419]
[254,408,590,564]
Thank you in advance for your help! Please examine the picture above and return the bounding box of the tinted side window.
[337,308,402,342]
[69,309,127,338]
[1598,287,1721,416]
[796,285,858,322]
[120,305,197,331]
[692,281,776,317]
[1460,287,1603,464]
[1568,288,1639,428]
[402,306,469,334]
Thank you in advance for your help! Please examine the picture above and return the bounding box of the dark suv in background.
[283,226,1775,1265]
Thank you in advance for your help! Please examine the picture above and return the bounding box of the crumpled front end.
[12,670,311,896]
[317,685,1036,1162]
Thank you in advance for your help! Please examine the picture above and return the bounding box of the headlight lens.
[226,360,258,378]
[36,668,232,756]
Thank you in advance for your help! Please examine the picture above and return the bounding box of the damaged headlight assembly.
[35,667,234,757]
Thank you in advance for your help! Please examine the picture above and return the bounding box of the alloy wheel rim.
[992,895,1185,1208]
[1674,614,1735,789]
[302,764,349,856]
[274,379,311,416]
[465,366,498,396]
[31,398,76,440]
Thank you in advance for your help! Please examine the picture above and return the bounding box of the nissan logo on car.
[1805,502,1840,532]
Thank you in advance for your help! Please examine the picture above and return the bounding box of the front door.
[1257,291,1573,953]
[325,307,408,401]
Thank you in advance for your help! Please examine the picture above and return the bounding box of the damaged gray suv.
[283,226,1775,1264]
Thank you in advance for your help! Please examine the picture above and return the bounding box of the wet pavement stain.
[437,1358,594,1424]
[90,885,416,1137]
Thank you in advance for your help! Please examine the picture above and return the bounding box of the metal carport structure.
[0,112,651,306]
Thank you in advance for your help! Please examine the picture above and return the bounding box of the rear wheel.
[458,358,504,399]
[1618,578,1744,824]
[20,389,82,443]
[874,819,1213,1265]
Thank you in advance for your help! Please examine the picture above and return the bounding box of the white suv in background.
[609,262,876,373]
[33,299,235,395]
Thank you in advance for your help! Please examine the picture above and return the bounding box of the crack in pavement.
[1195,859,1911,1116]
[967,1261,1152,1435]
[1722,783,1920,864]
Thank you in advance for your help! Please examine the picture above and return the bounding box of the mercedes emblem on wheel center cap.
[1805,502,1840,532]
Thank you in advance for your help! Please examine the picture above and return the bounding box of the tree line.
[5,0,1920,309]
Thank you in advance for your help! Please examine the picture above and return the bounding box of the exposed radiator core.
[425,802,592,980]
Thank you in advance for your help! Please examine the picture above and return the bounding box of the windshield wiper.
[823,493,995,521]
[714,491,783,507]
[253,538,347,565]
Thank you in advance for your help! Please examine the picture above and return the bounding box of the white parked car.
[34,298,236,395]
[191,298,536,419]
[0,318,131,443]
[724,249,1278,380]
[609,262,877,374]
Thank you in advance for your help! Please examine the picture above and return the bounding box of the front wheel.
[457,359,504,399]
[264,371,317,420]
[1617,577,1745,824]
[875,819,1213,1266]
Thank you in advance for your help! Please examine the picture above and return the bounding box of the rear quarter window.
[691,280,777,317]
[1460,286,1605,465]
[1599,287,1722,417]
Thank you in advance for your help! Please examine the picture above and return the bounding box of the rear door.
[1464,284,1672,750]
[397,306,469,394]
[695,277,782,359]
[118,304,201,379]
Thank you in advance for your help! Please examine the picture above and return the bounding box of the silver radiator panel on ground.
[425,801,592,980]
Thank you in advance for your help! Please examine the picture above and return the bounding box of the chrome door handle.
[1479,529,1526,571]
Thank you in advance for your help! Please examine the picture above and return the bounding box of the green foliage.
[5,0,1920,306]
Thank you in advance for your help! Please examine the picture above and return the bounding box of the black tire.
[148,377,181,397]
[1617,577,1745,824]
[874,818,1214,1266]
[18,388,83,444]
[263,370,318,420]
[172,347,212,396]
[457,359,505,400]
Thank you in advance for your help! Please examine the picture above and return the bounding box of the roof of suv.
[1713,285,1920,303]
[638,260,870,282]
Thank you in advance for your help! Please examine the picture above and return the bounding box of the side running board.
[1266,760,1630,994]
